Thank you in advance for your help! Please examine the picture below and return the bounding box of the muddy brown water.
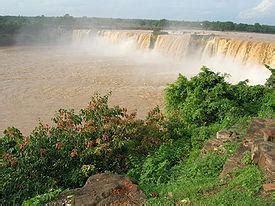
[0,46,179,135]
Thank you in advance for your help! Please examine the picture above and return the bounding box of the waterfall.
[202,37,275,66]
[153,34,192,59]
[98,30,152,49]
[72,30,275,67]
[72,30,94,42]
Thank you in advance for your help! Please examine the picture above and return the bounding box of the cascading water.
[153,34,192,59]
[72,30,94,42]
[72,29,275,70]
[202,37,275,66]
[98,30,152,49]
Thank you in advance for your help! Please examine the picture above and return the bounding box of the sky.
[0,0,274,25]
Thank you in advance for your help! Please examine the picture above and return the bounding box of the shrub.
[229,165,264,195]
[204,165,267,206]
[22,189,63,206]
[165,67,273,147]
[128,138,191,192]
[1,94,169,204]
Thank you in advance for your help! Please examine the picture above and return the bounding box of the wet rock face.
[48,173,146,206]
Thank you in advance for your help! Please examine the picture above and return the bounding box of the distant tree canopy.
[202,21,275,33]
[0,15,274,45]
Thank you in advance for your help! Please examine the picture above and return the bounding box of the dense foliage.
[1,15,275,45]
[0,15,75,45]
[1,68,274,205]
[164,67,273,146]
[202,21,275,33]
[0,94,169,204]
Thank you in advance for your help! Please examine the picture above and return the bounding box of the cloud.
[239,0,275,19]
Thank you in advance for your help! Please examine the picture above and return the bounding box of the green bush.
[22,189,63,206]
[165,67,273,148]
[146,147,269,206]
[146,151,227,205]
[128,138,191,192]
[229,165,264,195]
[1,94,169,205]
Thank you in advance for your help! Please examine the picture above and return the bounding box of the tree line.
[202,21,275,33]
[0,15,274,45]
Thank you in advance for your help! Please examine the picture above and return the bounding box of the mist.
[70,30,271,85]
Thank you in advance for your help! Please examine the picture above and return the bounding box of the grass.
[141,139,272,206]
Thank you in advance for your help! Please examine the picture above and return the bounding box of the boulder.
[48,173,146,206]
[246,119,275,142]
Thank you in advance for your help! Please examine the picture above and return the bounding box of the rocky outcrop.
[204,119,275,187]
[246,119,275,182]
[219,119,275,185]
[200,130,246,179]
[48,173,146,206]
[201,130,239,156]
[219,144,248,179]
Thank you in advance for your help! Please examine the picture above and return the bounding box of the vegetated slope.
[129,67,274,205]
[1,67,274,205]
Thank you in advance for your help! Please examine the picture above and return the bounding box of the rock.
[248,119,275,181]
[216,131,238,141]
[262,128,275,142]
[220,144,248,179]
[167,192,173,198]
[48,173,146,206]
[263,183,275,192]
[176,198,191,206]
[220,119,275,182]
[201,138,224,155]
[246,119,275,141]
[201,131,239,156]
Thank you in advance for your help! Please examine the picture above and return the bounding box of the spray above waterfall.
[72,30,274,85]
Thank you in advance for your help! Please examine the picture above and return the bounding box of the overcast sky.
[0,0,274,25]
